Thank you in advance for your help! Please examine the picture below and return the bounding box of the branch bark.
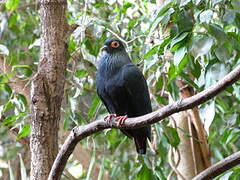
[192,151,240,180]
[48,64,240,179]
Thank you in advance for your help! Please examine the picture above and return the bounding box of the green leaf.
[154,167,167,180]
[122,1,133,14]
[0,73,10,84]
[220,129,232,144]
[232,0,240,11]
[214,45,231,61]
[17,124,31,138]
[75,69,88,78]
[180,72,199,90]
[230,167,240,178]
[193,0,202,5]
[175,10,194,34]
[180,0,191,7]
[12,64,32,71]
[155,94,167,105]
[128,19,138,29]
[200,101,215,134]
[189,58,201,79]
[163,126,180,147]
[1,101,14,115]
[168,63,178,81]
[28,38,41,49]
[206,24,229,42]
[177,54,189,73]
[5,0,19,11]
[143,45,160,59]
[199,10,213,23]
[190,35,213,58]
[0,84,12,97]
[106,129,123,150]
[147,2,174,33]
[85,37,99,56]
[3,115,18,126]
[212,0,224,5]
[170,32,189,50]
[12,65,33,78]
[223,10,235,25]
[87,95,101,120]
[174,46,187,66]
[135,165,157,180]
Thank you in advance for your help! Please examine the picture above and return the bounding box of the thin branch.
[192,151,240,180]
[48,64,240,180]
[106,28,127,45]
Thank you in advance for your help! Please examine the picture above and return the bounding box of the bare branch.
[48,65,240,180]
[192,151,240,180]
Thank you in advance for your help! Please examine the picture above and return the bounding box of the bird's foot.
[116,115,128,126]
[104,114,117,124]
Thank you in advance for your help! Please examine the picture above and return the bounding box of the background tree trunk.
[171,80,211,179]
[30,0,68,179]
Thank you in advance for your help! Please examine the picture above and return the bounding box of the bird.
[96,38,152,154]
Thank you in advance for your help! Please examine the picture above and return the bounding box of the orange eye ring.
[111,41,120,48]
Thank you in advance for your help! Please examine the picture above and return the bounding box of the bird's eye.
[111,41,120,48]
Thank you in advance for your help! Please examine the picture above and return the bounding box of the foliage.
[0,0,240,179]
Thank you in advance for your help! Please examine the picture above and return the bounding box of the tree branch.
[192,151,240,180]
[48,64,240,180]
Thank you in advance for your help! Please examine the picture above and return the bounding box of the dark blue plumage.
[96,38,152,154]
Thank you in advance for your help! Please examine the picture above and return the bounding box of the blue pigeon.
[96,38,152,154]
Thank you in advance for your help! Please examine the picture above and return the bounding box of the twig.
[192,151,240,180]
[48,64,240,180]
[126,35,146,44]
[168,147,186,180]
[106,28,127,45]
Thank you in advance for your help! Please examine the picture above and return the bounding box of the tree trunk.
[171,80,211,179]
[30,0,68,179]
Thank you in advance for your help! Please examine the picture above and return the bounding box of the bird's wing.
[121,64,152,141]
[121,64,152,116]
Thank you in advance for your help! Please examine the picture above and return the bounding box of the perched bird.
[96,38,152,154]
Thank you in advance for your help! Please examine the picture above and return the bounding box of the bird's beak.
[101,45,108,52]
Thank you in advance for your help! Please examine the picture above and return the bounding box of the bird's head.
[101,38,126,54]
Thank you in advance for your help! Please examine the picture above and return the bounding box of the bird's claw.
[104,114,117,124]
[116,115,128,126]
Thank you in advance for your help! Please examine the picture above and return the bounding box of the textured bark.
[30,0,68,179]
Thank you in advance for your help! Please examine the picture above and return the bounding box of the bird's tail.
[134,136,147,154]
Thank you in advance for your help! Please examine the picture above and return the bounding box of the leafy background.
[0,0,240,179]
